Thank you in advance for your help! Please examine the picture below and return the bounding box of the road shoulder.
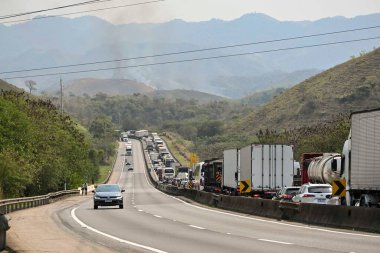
[6,195,113,253]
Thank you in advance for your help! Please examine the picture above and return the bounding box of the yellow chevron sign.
[239,180,251,193]
[332,179,346,197]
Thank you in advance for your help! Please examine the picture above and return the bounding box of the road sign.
[239,180,251,193]
[190,153,199,166]
[332,179,346,197]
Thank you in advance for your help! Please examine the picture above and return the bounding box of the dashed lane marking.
[258,239,293,245]
[71,208,168,253]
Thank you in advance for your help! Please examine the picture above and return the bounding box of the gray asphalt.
[59,140,380,253]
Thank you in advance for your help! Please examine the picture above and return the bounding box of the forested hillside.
[0,85,101,198]
[237,48,380,132]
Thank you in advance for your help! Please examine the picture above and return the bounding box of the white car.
[292,183,338,205]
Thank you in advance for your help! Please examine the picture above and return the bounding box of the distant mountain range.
[1,13,379,97]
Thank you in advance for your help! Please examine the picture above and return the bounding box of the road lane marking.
[138,209,143,212]
[140,140,380,239]
[154,215,162,218]
[71,208,168,253]
[189,225,205,230]
[162,192,380,239]
[258,239,293,245]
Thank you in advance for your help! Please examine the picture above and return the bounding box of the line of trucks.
[196,109,380,207]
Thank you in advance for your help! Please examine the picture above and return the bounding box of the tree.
[25,80,37,94]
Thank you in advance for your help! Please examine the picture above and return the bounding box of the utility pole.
[60,77,63,114]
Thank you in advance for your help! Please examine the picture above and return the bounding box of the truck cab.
[203,159,223,193]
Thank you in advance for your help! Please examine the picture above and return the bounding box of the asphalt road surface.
[59,140,380,253]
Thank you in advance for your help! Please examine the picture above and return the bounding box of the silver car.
[93,184,125,209]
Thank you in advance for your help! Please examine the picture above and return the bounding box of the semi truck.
[126,144,133,156]
[307,153,342,184]
[294,153,323,186]
[341,109,380,207]
[239,144,295,198]
[135,129,149,138]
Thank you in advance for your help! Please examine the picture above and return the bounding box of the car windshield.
[308,186,331,193]
[96,184,120,192]
[285,188,300,194]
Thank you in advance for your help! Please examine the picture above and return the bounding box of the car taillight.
[302,194,315,198]
[282,194,292,199]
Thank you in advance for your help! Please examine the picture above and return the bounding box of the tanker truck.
[307,153,342,184]
[341,108,380,207]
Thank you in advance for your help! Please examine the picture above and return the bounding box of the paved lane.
[66,139,380,253]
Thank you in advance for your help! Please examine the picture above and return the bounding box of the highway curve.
[59,140,380,253]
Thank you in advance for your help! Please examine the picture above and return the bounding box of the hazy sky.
[1,0,380,24]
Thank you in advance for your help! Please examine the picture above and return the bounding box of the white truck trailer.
[222,149,240,195]
[342,109,380,207]
[240,144,295,198]
[135,129,149,138]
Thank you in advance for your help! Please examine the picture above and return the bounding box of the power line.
[3,36,379,80]
[0,0,166,25]
[1,25,379,75]
[0,0,114,20]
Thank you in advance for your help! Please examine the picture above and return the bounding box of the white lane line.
[138,209,143,212]
[140,140,380,240]
[189,225,205,230]
[154,215,162,218]
[226,233,231,235]
[160,191,380,239]
[71,208,168,253]
[258,239,293,245]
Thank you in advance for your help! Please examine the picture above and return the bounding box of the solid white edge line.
[258,239,293,245]
[154,215,162,218]
[71,207,168,253]
[140,140,380,239]
[152,180,380,239]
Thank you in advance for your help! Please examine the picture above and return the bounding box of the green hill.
[0,79,22,92]
[64,78,154,96]
[237,48,380,132]
[145,89,228,104]
[239,87,287,106]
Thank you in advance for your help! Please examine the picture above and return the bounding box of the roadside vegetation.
[0,90,110,199]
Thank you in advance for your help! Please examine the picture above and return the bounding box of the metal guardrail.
[101,147,119,185]
[0,189,79,215]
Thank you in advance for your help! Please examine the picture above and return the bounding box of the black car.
[93,184,125,209]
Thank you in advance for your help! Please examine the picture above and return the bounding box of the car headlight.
[94,195,101,199]
[115,195,123,199]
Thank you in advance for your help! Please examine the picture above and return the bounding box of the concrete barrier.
[155,184,380,233]
[143,144,380,233]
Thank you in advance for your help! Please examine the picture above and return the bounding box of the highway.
[58,140,380,253]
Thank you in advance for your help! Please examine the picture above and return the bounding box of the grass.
[161,132,193,167]
[96,153,116,184]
